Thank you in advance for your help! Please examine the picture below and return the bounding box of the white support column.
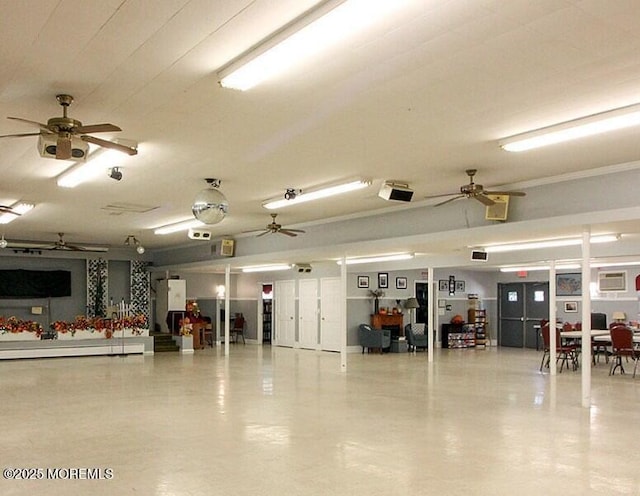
[225,264,230,357]
[428,267,434,363]
[549,261,557,375]
[581,228,592,408]
[340,255,347,372]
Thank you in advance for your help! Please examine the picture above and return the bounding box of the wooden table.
[560,330,609,339]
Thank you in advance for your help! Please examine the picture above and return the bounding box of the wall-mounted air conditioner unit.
[598,271,626,292]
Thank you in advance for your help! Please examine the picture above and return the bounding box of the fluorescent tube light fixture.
[217,0,408,91]
[57,147,129,188]
[500,103,640,152]
[500,264,580,273]
[336,253,414,265]
[241,264,292,273]
[263,180,370,210]
[482,234,619,253]
[501,259,640,272]
[0,202,35,225]
[154,219,205,235]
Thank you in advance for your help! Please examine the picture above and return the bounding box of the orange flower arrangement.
[50,314,148,336]
[0,316,43,337]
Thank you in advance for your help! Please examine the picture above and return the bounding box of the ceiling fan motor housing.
[38,134,88,160]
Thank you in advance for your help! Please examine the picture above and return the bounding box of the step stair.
[151,333,180,352]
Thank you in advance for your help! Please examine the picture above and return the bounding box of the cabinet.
[262,300,272,343]
[441,323,476,349]
[469,308,487,347]
[371,313,404,338]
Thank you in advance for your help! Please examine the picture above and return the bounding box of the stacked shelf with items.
[469,308,488,347]
[262,300,272,343]
[447,324,476,349]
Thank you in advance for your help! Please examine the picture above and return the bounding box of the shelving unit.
[469,308,488,347]
[262,300,272,344]
[467,293,488,348]
[441,324,475,349]
[447,324,476,348]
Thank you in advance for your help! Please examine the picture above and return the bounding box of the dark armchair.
[405,324,428,352]
[358,324,391,353]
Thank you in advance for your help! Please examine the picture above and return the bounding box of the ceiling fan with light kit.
[6,233,108,253]
[248,213,306,237]
[425,169,526,207]
[0,94,138,160]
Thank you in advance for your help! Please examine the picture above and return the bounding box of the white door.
[298,279,318,350]
[275,280,296,347]
[320,277,342,352]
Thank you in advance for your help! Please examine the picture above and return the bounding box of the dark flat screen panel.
[0,269,71,298]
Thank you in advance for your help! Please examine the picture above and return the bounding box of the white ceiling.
[1,0,640,257]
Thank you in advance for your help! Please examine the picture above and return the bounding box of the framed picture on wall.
[378,273,389,289]
[396,277,407,289]
[556,273,581,296]
[357,275,369,289]
[564,301,578,313]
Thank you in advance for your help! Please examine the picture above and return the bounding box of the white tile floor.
[1,345,639,495]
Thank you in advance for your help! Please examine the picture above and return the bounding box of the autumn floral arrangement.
[51,314,148,337]
[0,316,43,337]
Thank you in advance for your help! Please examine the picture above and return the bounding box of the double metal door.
[498,282,549,348]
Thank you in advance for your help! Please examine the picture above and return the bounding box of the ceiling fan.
[0,94,138,159]
[251,213,306,237]
[7,233,108,253]
[425,169,526,207]
[0,205,21,216]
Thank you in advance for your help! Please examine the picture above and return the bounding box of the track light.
[125,235,144,254]
[284,188,300,201]
[109,167,123,181]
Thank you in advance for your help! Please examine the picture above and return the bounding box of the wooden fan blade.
[283,228,305,233]
[56,135,72,159]
[81,135,138,155]
[424,192,460,200]
[0,132,44,139]
[484,190,526,197]
[256,231,270,237]
[7,116,50,131]
[75,123,121,134]
[0,206,19,215]
[434,195,463,207]
[278,230,298,237]
[475,194,495,206]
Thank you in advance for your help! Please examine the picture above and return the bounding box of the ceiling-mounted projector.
[378,181,413,202]
[38,134,89,160]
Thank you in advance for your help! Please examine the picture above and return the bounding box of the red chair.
[609,325,640,376]
[540,324,578,372]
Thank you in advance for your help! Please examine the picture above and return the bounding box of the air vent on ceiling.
[598,271,626,292]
